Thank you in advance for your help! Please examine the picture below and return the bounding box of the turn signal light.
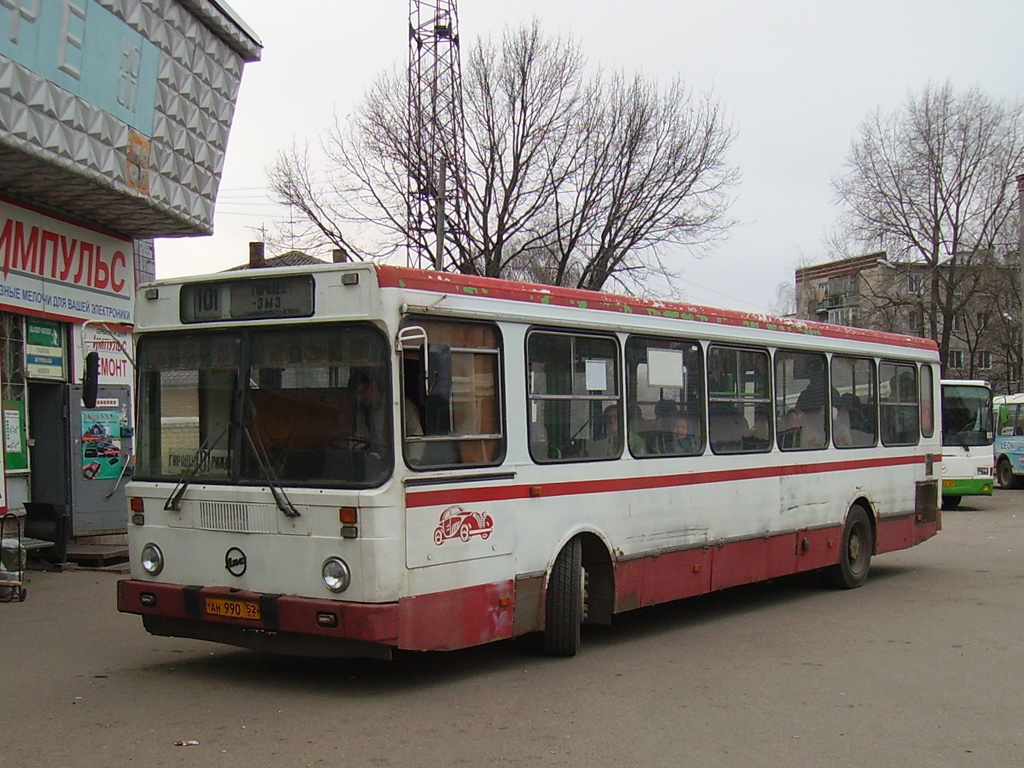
[130,497,145,512]
[339,507,358,524]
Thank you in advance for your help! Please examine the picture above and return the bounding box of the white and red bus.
[117,263,941,658]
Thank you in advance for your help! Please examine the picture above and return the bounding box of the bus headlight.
[322,557,351,593]
[141,543,164,575]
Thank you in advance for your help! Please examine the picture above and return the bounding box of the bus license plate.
[942,480,955,487]
[205,597,261,621]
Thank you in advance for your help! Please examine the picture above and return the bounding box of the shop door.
[28,381,71,515]
[67,384,133,535]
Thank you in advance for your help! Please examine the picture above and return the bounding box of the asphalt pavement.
[1,492,1022,768]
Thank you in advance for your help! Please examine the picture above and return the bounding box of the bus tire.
[941,495,962,510]
[544,538,584,657]
[823,506,872,590]
[997,458,1020,490]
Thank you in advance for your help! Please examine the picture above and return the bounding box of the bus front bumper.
[117,579,399,658]
[941,477,994,497]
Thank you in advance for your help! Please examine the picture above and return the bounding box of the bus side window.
[880,362,919,446]
[774,350,828,451]
[626,336,705,458]
[400,319,505,469]
[708,345,771,454]
[528,330,620,464]
[830,355,877,448]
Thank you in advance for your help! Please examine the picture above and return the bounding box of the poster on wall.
[3,401,27,471]
[80,409,124,481]
[0,363,5,512]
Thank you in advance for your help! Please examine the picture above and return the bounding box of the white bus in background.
[939,380,994,508]
[116,263,942,658]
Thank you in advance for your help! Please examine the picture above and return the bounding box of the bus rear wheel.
[544,538,585,657]
[941,495,962,510]
[823,506,872,590]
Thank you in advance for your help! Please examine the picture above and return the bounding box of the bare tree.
[833,82,1024,370]
[268,20,737,291]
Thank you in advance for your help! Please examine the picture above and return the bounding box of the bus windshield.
[136,324,392,487]
[941,384,993,448]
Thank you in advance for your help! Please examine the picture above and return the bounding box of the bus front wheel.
[823,506,873,590]
[544,538,585,657]
[997,458,1020,490]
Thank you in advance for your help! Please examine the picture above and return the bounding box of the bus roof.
[142,261,939,354]
[941,379,991,388]
[375,265,939,353]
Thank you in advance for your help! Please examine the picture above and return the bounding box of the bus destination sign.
[180,276,315,323]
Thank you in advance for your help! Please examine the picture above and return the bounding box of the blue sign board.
[0,0,159,135]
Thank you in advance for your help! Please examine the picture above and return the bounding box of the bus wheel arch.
[823,502,874,590]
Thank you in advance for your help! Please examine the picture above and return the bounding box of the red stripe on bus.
[405,454,927,508]
[375,264,938,352]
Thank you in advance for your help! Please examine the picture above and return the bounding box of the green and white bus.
[939,380,993,508]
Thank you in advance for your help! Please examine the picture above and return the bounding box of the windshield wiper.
[164,424,230,511]
[241,416,301,519]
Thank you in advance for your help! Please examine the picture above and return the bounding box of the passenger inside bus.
[351,368,388,451]
[669,412,700,453]
[586,404,624,458]
[708,403,750,452]
[639,400,684,454]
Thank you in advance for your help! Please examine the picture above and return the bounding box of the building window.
[1,312,26,403]
[907,275,923,295]
[948,315,961,333]
[828,307,857,326]
[948,349,964,369]
[976,312,989,330]
[977,350,992,371]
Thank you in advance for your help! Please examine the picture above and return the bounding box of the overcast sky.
[155,0,1024,313]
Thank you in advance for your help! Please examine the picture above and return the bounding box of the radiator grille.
[198,502,276,533]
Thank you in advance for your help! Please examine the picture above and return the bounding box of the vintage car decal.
[433,505,494,545]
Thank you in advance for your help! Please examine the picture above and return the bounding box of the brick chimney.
[249,241,265,268]
[332,247,349,263]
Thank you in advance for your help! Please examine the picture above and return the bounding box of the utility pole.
[1018,174,1024,390]
[407,0,467,271]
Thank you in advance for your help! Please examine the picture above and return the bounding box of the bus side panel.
[613,527,843,613]
[795,525,846,573]
[397,579,515,651]
[615,547,713,610]
[875,514,914,554]
[710,533,801,591]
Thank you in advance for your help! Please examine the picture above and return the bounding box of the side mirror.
[82,351,99,408]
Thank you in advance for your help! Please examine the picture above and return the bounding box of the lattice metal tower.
[407,0,467,270]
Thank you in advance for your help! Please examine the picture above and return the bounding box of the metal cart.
[1,512,27,602]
